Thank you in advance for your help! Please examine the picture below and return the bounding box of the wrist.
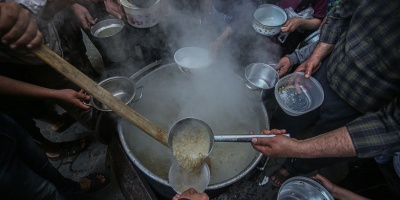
[48,89,61,101]
[286,54,298,66]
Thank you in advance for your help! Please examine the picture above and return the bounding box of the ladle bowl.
[168,118,290,156]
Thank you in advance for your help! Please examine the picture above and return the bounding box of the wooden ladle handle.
[31,44,168,146]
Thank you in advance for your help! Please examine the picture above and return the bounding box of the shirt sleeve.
[312,0,328,20]
[347,96,400,158]
[286,41,318,65]
[7,0,47,15]
[319,0,355,44]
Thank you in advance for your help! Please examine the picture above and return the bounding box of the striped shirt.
[320,0,400,158]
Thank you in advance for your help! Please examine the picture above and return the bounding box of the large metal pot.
[252,4,287,36]
[117,61,269,198]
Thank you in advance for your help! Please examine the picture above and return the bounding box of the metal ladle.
[168,117,290,156]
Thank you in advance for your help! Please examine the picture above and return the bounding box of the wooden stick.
[31,44,168,146]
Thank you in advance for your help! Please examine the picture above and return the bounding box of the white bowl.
[174,47,212,70]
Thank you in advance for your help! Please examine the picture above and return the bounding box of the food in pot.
[172,125,210,171]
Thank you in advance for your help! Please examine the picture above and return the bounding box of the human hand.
[0,2,42,49]
[294,55,321,78]
[274,56,292,77]
[54,89,91,110]
[281,18,303,33]
[311,174,370,200]
[172,188,209,200]
[71,3,97,29]
[103,0,124,20]
[311,174,337,193]
[251,129,300,157]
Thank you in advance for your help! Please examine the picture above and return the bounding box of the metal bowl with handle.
[253,4,287,36]
[90,76,142,112]
[168,117,290,158]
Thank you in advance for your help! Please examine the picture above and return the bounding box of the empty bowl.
[168,159,210,194]
[274,72,324,116]
[91,76,137,112]
[174,47,212,70]
[244,63,279,100]
[278,176,334,200]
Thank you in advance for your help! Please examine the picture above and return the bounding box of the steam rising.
[94,0,282,78]
[112,0,280,184]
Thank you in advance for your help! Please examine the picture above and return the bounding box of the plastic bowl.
[174,47,212,70]
[168,160,210,194]
[278,176,334,200]
[274,72,324,116]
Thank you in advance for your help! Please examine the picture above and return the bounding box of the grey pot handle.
[133,86,144,102]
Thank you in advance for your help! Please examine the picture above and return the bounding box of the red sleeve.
[313,0,328,20]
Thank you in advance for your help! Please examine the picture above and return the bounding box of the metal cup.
[90,18,128,63]
[244,63,279,101]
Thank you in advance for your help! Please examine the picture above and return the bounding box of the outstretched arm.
[251,127,356,158]
[0,75,90,110]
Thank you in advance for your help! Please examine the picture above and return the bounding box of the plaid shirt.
[320,0,400,158]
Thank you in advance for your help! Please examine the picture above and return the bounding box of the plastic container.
[278,176,334,200]
[274,72,324,116]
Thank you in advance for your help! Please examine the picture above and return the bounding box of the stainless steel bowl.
[90,18,128,62]
[244,63,279,100]
[91,76,137,112]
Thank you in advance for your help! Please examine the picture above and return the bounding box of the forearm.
[215,26,234,43]
[309,41,334,62]
[0,75,59,100]
[298,18,321,30]
[331,186,370,200]
[298,126,357,158]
